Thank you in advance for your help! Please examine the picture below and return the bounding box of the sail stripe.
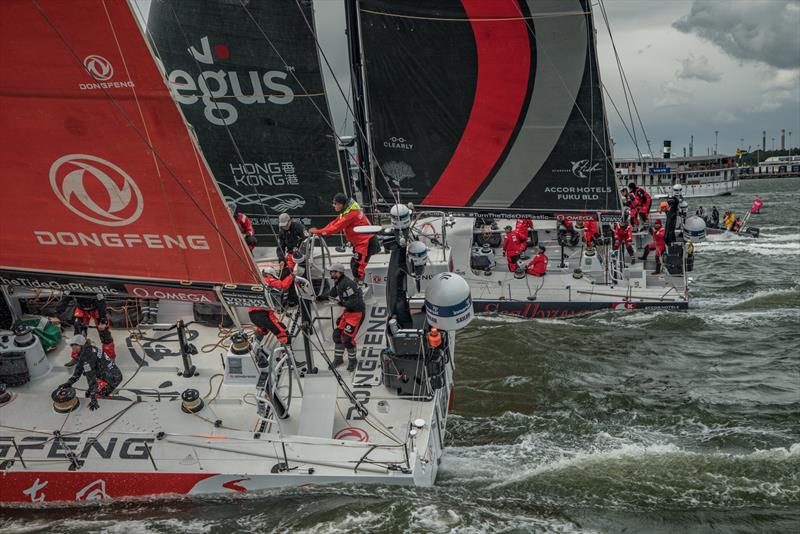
[421,0,530,206]
[474,0,587,208]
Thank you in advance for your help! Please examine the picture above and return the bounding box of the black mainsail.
[147,0,343,239]
[358,0,619,219]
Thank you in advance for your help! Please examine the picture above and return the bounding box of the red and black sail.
[359,0,619,219]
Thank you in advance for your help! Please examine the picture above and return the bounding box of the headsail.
[146,0,343,238]
[0,0,260,301]
[359,0,619,219]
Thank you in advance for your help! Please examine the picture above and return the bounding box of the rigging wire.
[237,0,401,211]
[133,0,284,250]
[291,0,400,210]
[597,0,654,161]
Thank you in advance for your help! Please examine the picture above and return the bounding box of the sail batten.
[0,0,259,294]
[359,0,620,219]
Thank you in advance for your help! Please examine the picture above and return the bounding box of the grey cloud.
[676,54,722,82]
[673,0,800,69]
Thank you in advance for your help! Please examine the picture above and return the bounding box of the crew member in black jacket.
[277,212,308,261]
[320,263,364,371]
[58,335,123,410]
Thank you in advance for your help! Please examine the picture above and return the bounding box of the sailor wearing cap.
[277,212,308,261]
[319,263,365,371]
[309,194,380,281]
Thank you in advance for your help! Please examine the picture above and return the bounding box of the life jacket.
[317,200,372,248]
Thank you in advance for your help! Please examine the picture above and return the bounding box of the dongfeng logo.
[83,55,114,81]
[50,154,143,226]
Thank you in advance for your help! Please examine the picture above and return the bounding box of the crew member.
[525,245,548,277]
[731,217,743,233]
[640,219,666,274]
[613,220,635,263]
[320,263,364,371]
[514,218,533,253]
[558,220,580,247]
[228,201,257,251]
[502,225,522,272]
[55,293,115,365]
[248,305,289,344]
[711,206,720,228]
[277,212,307,261]
[630,182,652,225]
[665,184,682,246]
[583,219,599,248]
[723,210,736,230]
[310,193,380,281]
[263,262,298,307]
[57,335,122,410]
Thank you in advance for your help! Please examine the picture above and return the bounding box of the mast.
[344,0,374,210]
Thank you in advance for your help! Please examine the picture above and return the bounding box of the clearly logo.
[168,36,294,126]
[83,54,114,81]
[50,154,143,226]
[383,136,413,150]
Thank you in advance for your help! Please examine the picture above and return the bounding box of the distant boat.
[616,142,740,198]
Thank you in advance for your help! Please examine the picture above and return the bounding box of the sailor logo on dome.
[83,54,113,81]
[49,154,144,227]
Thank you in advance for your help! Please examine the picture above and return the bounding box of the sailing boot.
[346,347,357,372]
[332,347,344,369]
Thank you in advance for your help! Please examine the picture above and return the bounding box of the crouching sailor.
[525,245,549,277]
[320,263,364,371]
[57,335,122,410]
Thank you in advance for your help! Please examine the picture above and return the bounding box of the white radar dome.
[424,272,473,331]
[684,215,706,242]
[390,204,412,229]
[407,240,428,268]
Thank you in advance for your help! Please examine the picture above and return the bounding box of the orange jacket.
[315,200,372,248]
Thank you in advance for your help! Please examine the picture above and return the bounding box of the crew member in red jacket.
[613,220,635,263]
[639,219,666,274]
[525,245,548,277]
[310,193,379,280]
[228,201,257,251]
[502,225,522,272]
[515,218,533,253]
[583,219,599,248]
[263,262,298,307]
[629,182,652,225]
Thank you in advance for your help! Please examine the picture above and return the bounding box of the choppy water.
[2,178,798,533]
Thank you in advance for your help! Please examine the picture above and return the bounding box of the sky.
[136,0,800,159]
